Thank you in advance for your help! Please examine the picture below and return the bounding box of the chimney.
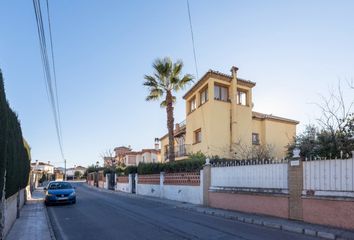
[230,66,239,80]
[48,161,50,165]
[36,160,39,166]
[154,138,160,150]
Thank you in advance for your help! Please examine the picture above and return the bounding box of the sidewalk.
[6,188,55,240]
[85,184,354,240]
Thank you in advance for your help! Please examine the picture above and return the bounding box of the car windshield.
[48,182,73,190]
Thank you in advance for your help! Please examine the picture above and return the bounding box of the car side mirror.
[44,187,47,191]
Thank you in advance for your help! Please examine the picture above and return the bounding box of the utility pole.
[64,159,67,181]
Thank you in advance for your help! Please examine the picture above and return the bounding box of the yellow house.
[160,66,299,162]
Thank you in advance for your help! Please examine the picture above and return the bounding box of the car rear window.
[48,182,73,190]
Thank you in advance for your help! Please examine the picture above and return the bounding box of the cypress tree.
[0,69,8,238]
[0,69,30,239]
[0,70,8,200]
[0,69,30,199]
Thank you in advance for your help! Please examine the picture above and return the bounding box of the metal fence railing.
[303,157,354,196]
[211,159,289,190]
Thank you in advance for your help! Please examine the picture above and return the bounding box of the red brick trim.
[117,176,129,183]
[164,172,200,186]
[138,174,160,185]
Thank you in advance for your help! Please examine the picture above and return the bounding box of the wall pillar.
[288,158,303,220]
[128,174,132,193]
[135,174,138,195]
[160,172,165,199]
[202,162,211,206]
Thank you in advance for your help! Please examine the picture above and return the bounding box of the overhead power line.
[46,0,62,142]
[32,0,65,160]
[186,0,199,79]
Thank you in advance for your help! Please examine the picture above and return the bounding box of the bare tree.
[232,140,275,160]
[314,81,353,134]
[297,80,354,157]
[99,149,115,167]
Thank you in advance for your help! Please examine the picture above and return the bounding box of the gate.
[107,173,116,190]
[131,173,136,193]
[94,172,98,187]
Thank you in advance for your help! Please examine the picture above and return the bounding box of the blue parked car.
[44,181,76,206]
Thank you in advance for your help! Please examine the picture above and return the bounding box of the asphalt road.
[47,183,317,240]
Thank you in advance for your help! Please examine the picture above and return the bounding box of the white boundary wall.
[303,158,354,197]
[211,163,288,189]
[136,183,161,197]
[116,182,131,193]
[136,171,203,205]
[4,189,25,238]
[116,174,132,193]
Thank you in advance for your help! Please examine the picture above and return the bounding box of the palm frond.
[143,75,158,87]
[146,95,160,101]
[179,74,194,87]
[172,61,183,77]
[144,57,193,105]
[172,74,194,91]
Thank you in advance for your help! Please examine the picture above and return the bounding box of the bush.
[137,152,206,175]
[103,167,115,176]
[138,162,164,175]
[124,166,137,175]
[116,167,124,176]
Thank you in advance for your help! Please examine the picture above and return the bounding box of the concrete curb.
[176,205,347,240]
[84,183,353,240]
[44,204,57,240]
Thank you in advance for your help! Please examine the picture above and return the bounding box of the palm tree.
[144,57,193,162]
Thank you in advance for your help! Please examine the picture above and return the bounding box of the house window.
[252,133,260,145]
[194,129,202,144]
[200,87,208,105]
[189,97,196,112]
[237,90,247,106]
[214,84,228,101]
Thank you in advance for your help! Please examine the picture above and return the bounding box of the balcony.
[164,144,191,161]
[174,120,186,137]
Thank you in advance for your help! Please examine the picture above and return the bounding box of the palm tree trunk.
[166,91,175,161]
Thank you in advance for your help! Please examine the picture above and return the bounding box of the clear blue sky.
[1,0,353,168]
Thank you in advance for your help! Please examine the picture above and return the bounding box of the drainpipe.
[230,66,238,157]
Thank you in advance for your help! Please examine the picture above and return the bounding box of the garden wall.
[3,189,25,238]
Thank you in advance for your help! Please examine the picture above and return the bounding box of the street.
[47,183,317,240]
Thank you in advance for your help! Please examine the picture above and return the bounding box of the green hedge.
[137,152,206,175]
[124,166,137,175]
[0,70,8,200]
[0,70,30,199]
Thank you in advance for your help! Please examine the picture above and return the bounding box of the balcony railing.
[178,120,186,129]
[164,144,191,160]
